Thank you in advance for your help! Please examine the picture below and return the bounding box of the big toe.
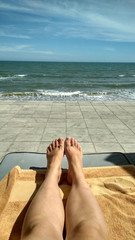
[58,137,64,149]
[65,137,71,147]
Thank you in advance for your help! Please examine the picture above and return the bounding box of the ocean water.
[0,61,135,101]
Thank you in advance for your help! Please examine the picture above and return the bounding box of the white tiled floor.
[0,100,135,162]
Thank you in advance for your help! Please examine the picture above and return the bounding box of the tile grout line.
[5,103,28,152]
[104,101,135,134]
[78,101,96,153]
[113,101,135,135]
[92,102,126,152]
[102,102,127,152]
[39,101,53,145]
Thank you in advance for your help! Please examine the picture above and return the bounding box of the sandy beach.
[0,100,135,162]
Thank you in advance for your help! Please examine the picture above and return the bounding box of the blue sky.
[0,0,135,62]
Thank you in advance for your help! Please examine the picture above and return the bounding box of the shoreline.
[0,100,135,162]
[0,92,135,102]
[1,99,135,102]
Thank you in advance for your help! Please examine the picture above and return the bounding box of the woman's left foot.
[46,138,64,181]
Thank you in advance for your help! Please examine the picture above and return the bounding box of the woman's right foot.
[46,138,64,182]
[64,137,84,185]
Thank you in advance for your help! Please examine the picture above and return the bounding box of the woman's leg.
[21,138,65,240]
[65,137,108,240]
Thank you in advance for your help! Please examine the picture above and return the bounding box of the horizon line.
[0,60,135,64]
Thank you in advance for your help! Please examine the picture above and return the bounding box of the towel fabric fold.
[0,165,135,240]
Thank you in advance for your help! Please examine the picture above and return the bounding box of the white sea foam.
[1,89,135,102]
[37,90,81,97]
[14,74,27,77]
[119,74,135,78]
[0,74,27,80]
[0,76,11,80]
[119,74,125,77]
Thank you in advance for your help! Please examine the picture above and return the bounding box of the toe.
[47,147,50,154]
[49,144,52,151]
[71,138,74,146]
[65,137,71,147]
[79,145,82,151]
[55,139,59,148]
[78,142,82,152]
[52,140,55,149]
[58,137,64,148]
[74,139,78,147]
[47,143,52,153]
[77,141,81,149]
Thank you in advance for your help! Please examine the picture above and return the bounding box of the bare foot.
[64,137,83,185]
[46,138,64,181]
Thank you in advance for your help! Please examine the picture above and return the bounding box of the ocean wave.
[37,90,81,96]
[0,90,114,98]
[1,73,135,81]
[118,74,125,77]
[103,83,135,88]
[0,74,27,80]
[1,89,135,101]
[118,74,135,78]
[0,76,11,80]
[14,74,27,77]
[30,74,135,79]
[0,90,82,98]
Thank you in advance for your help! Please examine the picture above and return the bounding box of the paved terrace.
[0,100,135,162]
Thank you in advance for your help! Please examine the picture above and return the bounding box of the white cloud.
[31,50,53,55]
[0,45,30,52]
[0,1,31,13]
[0,44,53,55]
[0,30,30,39]
[0,0,135,42]
[27,0,135,42]
[104,47,115,52]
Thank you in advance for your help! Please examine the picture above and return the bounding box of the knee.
[68,219,108,240]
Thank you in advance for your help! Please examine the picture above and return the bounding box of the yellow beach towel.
[0,165,135,240]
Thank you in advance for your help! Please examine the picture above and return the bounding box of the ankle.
[70,163,83,176]
[46,166,61,180]
[73,175,86,185]
[70,169,85,185]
